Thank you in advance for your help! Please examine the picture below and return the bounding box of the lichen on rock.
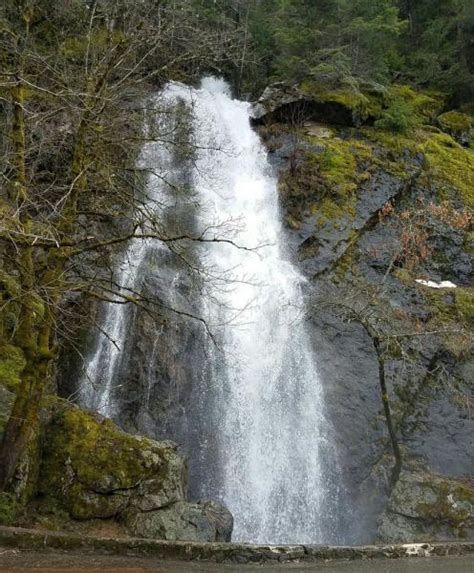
[125,500,233,542]
[378,471,474,542]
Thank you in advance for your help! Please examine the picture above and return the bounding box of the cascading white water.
[81,78,339,545]
[168,78,336,544]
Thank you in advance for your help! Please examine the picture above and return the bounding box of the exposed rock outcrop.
[126,500,233,542]
[252,80,386,127]
[257,83,473,543]
[378,470,474,542]
[38,405,232,542]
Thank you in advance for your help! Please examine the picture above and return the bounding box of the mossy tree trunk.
[0,103,90,492]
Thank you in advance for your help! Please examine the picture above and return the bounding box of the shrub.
[375,99,421,133]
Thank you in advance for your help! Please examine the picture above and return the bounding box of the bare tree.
[0,0,247,490]
[312,281,469,487]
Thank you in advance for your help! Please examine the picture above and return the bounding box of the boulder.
[39,405,233,542]
[252,83,308,121]
[253,80,384,127]
[378,470,474,542]
[40,406,186,520]
[125,500,233,542]
[437,111,473,147]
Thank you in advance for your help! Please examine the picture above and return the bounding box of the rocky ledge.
[0,526,472,565]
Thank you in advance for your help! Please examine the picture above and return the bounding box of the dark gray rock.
[378,470,474,542]
[126,500,233,542]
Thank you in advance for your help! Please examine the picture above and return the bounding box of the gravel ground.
[0,551,472,573]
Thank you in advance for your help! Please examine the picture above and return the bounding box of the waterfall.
[81,78,341,545]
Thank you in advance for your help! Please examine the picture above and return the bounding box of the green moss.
[424,287,473,327]
[421,287,473,359]
[0,344,26,392]
[333,232,361,281]
[307,136,372,196]
[302,136,373,225]
[420,133,474,208]
[361,127,474,205]
[299,80,383,120]
[393,268,413,284]
[45,408,147,485]
[361,126,419,155]
[455,288,474,328]
[388,84,443,120]
[0,492,19,526]
[417,480,473,535]
[438,111,473,132]
[61,29,126,57]
[41,406,177,520]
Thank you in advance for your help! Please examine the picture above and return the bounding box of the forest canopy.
[197,0,474,106]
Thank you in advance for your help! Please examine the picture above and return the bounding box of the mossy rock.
[361,127,473,208]
[388,85,443,121]
[378,470,473,542]
[438,111,473,147]
[40,406,186,520]
[420,132,474,207]
[300,80,383,126]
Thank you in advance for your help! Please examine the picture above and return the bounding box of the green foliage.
[223,0,473,105]
[375,99,421,133]
[397,0,474,105]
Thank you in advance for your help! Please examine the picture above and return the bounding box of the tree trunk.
[0,358,49,490]
[373,336,402,486]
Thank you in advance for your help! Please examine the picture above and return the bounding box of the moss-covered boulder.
[40,406,186,520]
[253,80,385,127]
[125,500,233,542]
[438,111,473,147]
[38,405,233,541]
[378,471,474,542]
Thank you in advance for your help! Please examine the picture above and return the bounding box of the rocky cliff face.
[254,81,473,542]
